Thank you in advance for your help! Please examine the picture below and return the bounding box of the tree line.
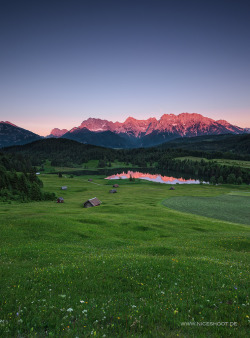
[2,138,250,185]
[157,157,250,184]
[0,153,55,202]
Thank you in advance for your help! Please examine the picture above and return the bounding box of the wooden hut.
[83,197,101,208]
[169,186,175,190]
[113,184,119,188]
[61,186,67,190]
[57,197,64,203]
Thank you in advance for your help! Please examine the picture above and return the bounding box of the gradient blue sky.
[0,0,249,135]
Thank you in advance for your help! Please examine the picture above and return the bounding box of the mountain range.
[0,113,248,149]
[49,113,246,148]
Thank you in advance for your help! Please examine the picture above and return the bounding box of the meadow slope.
[0,174,249,337]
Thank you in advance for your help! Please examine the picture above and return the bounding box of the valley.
[0,173,249,336]
[0,133,249,336]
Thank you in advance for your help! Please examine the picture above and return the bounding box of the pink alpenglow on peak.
[48,113,245,146]
[105,171,204,184]
[0,121,18,127]
[50,128,68,137]
[60,113,244,138]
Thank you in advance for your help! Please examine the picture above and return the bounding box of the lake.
[105,170,206,184]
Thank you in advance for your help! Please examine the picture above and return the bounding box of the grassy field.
[162,195,250,225]
[175,156,250,169]
[0,175,249,337]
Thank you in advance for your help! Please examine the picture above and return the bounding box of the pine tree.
[18,173,30,195]
[218,176,224,184]
[236,176,243,185]
[227,173,236,184]
[210,176,216,185]
[30,182,42,201]
[9,171,19,191]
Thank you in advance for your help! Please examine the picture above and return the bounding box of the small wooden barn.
[61,186,67,190]
[83,197,101,208]
[57,197,64,203]
[109,189,117,193]
[113,184,119,188]
[169,186,175,190]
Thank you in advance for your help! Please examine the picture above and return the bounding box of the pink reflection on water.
[105,171,201,184]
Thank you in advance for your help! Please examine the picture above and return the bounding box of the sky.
[0,0,250,136]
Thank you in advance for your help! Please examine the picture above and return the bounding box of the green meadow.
[0,174,249,337]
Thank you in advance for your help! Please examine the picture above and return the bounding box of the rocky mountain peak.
[0,121,18,127]
[50,128,68,137]
[48,113,244,147]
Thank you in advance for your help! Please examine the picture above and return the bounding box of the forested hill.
[3,138,117,167]
[3,134,250,168]
[160,134,250,155]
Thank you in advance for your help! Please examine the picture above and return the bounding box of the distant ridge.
[3,133,249,158]
[0,121,42,148]
[160,133,250,155]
